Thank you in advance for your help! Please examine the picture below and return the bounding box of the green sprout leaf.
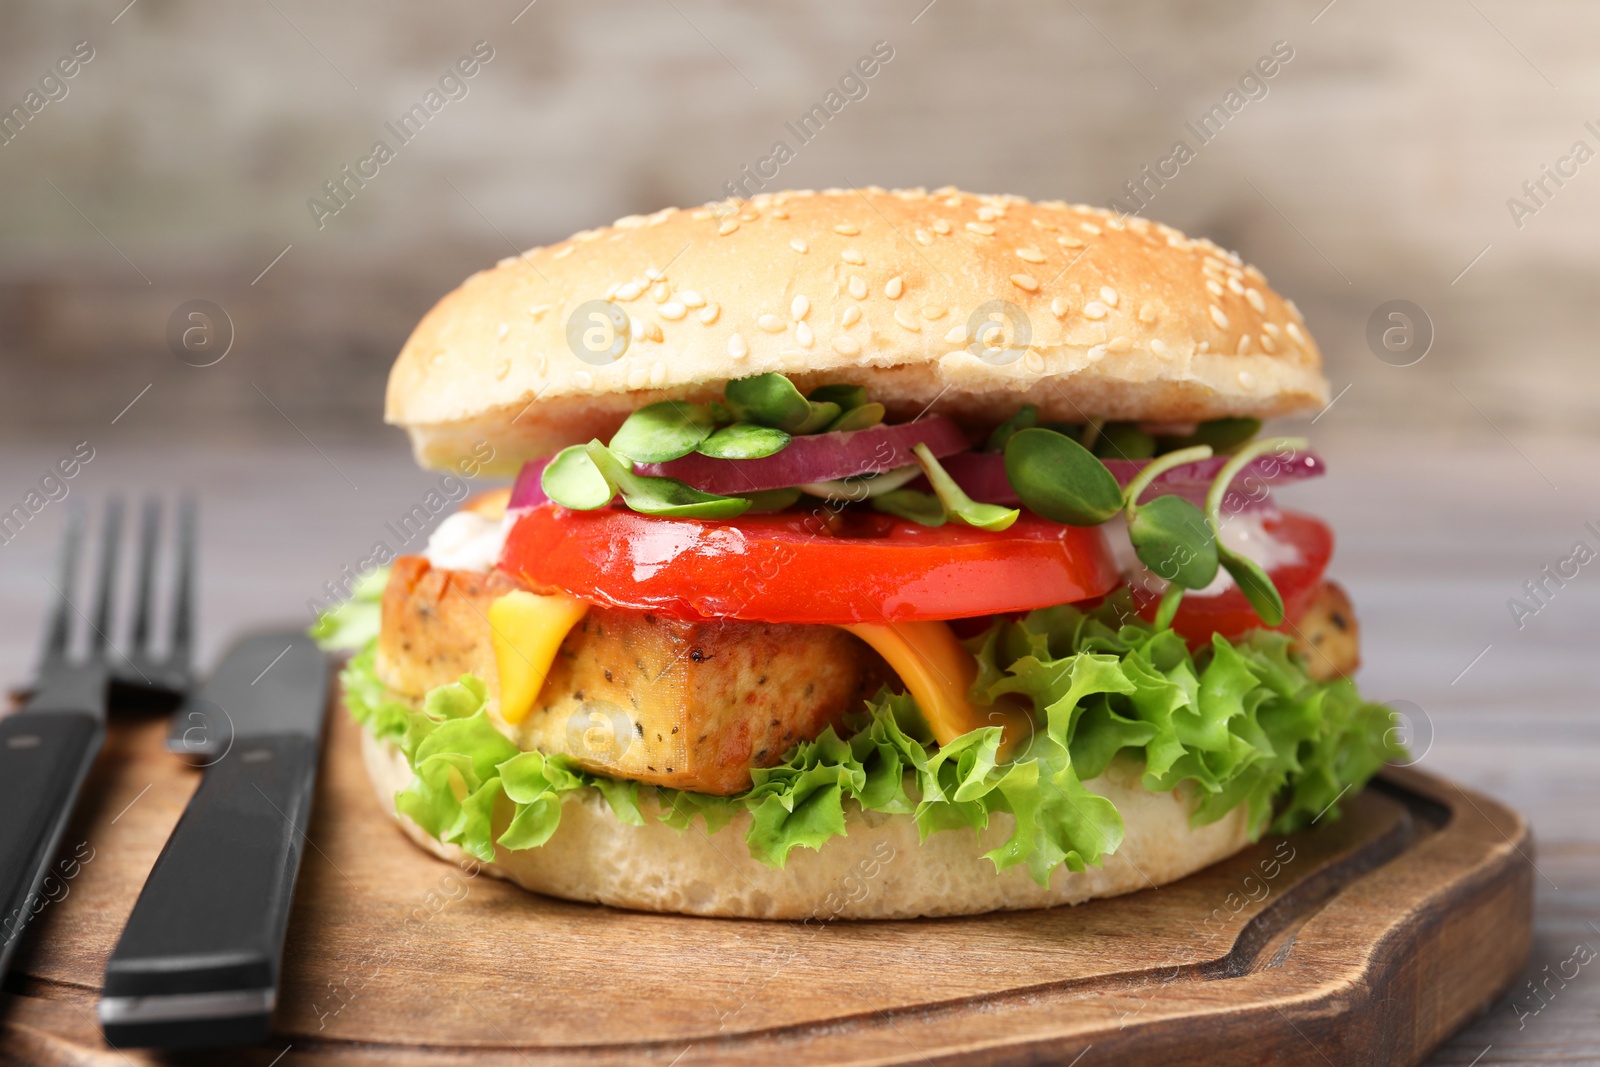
[1093,422,1157,460]
[871,488,947,526]
[790,401,842,435]
[1167,417,1262,455]
[736,487,803,513]
[540,444,614,510]
[913,443,1019,531]
[1127,495,1219,589]
[826,401,885,433]
[1003,428,1123,526]
[584,441,749,519]
[807,384,869,411]
[1219,547,1285,625]
[986,404,1038,452]
[607,401,715,463]
[697,422,791,459]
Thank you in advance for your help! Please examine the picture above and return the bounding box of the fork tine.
[131,497,160,653]
[88,498,124,656]
[169,495,196,676]
[40,503,86,665]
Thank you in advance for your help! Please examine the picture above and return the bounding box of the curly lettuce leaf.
[330,589,1403,883]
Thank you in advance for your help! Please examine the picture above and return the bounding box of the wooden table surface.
[1,419,1596,1065]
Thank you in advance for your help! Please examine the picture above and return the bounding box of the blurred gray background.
[1,3,1596,1063]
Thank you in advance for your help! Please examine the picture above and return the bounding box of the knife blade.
[99,631,329,1049]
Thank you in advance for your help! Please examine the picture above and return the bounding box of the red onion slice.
[635,415,970,496]
[507,454,554,509]
[937,449,1325,513]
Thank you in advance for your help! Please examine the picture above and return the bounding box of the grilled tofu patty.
[376,556,893,794]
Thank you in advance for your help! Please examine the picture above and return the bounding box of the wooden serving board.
[0,693,1532,1067]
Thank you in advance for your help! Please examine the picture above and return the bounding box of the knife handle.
[101,734,319,1049]
[0,710,105,979]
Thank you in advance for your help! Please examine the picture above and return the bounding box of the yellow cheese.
[488,591,589,725]
[840,620,1031,756]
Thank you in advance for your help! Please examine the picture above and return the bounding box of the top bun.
[387,187,1327,473]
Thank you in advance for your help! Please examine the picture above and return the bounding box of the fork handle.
[0,710,105,978]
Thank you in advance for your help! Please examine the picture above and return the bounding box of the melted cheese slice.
[488,591,589,725]
[840,621,1030,756]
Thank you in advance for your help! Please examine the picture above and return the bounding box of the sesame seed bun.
[386,187,1328,474]
[361,727,1253,919]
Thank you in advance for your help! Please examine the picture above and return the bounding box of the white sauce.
[424,510,514,571]
[1107,508,1302,596]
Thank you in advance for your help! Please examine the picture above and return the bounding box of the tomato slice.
[500,505,1121,625]
[1131,509,1334,642]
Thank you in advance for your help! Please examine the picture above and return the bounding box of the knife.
[99,631,329,1049]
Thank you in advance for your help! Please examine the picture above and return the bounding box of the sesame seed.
[1050,298,1068,318]
[976,206,1000,222]
[1016,247,1046,263]
[791,294,809,320]
[966,221,996,236]
[834,223,861,236]
[1010,273,1039,292]
[1244,264,1266,283]
[832,335,861,355]
[1209,305,1229,329]
[1082,301,1108,320]
[944,324,967,344]
[604,283,620,300]
[893,308,920,332]
[649,361,667,386]
[885,276,904,299]
[771,209,789,220]
[757,314,785,333]
[1079,222,1102,236]
[1286,322,1306,344]
[719,218,739,236]
[1085,346,1106,364]
[1206,279,1224,297]
[615,281,643,301]
[651,282,670,303]
[1237,370,1256,388]
[841,249,866,265]
[553,245,575,259]
[1024,350,1046,373]
[679,290,706,308]
[645,267,664,281]
[1197,340,1211,354]
[1263,322,1281,338]
[1245,288,1266,313]
[573,369,593,387]
[627,365,648,389]
[915,229,934,246]
[1227,276,1245,295]
[1150,338,1170,358]
[659,301,687,321]
[1138,304,1157,324]
[789,238,809,253]
[1099,286,1119,308]
[1238,334,1253,354]
[628,315,644,339]
[728,333,748,359]
[796,322,814,348]
[847,276,868,300]
[642,321,663,343]
[931,219,951,235]
[1259,332,1276,353]
[699,303,720,325]
[739,210,758,222]
[921,306,947,319]
[1107,335,1132,353]
[841,306,861,327]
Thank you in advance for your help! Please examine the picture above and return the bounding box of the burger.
[321,186,1400,920]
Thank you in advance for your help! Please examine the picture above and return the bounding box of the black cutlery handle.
[0,710,105,979]
[101,733,319,1049]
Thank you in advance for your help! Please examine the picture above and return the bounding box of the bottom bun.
[362,729,1252,920]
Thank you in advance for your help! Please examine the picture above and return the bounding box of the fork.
[0,497,194,980]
